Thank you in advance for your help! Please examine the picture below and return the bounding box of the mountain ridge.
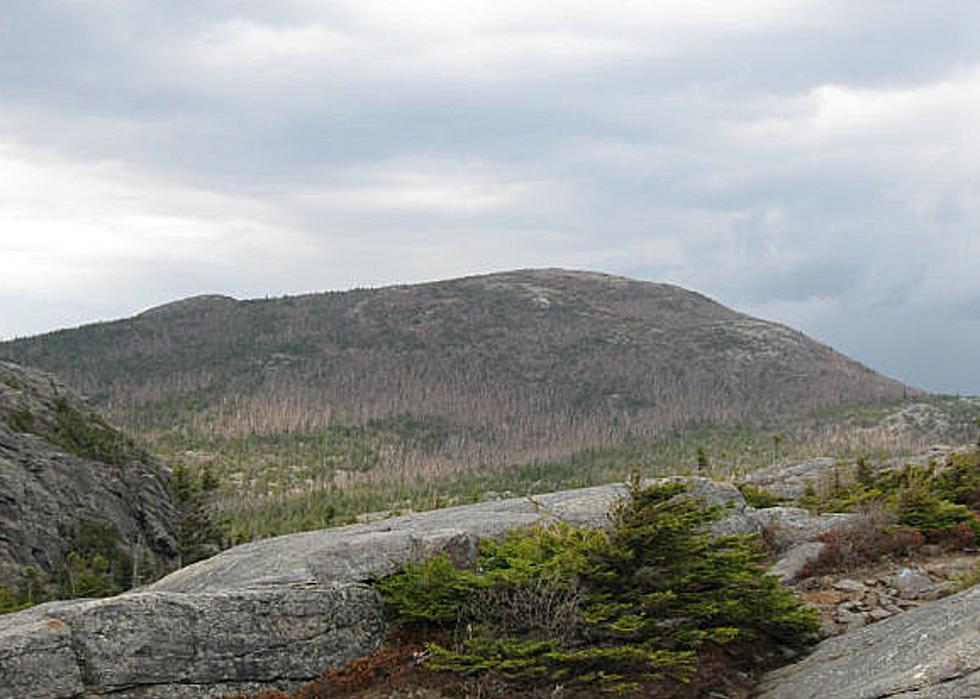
[0,269,912,476]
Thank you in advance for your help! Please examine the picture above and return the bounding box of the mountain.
[0,361,177,594]
[0,269,910,475]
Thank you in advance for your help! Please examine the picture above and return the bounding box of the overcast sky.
[1,1,978,394]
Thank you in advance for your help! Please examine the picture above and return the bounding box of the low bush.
[0,584,32,615]
[799,524,924,578]
[377,480,817,696]
[738,484,781,508]
[895,482,978,537]
[925,521,977,551]
[6,407,35,433]
[223,628,437,699]
[794,449,980,565]
[955,565,980,591]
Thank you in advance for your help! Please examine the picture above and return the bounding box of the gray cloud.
[1,1,978,393]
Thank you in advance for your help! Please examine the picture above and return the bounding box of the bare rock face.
[758,583,980,699]
[151,477,757,594]
[0,585,383,699]
[769,542,829,583]
[0,361,177,584]
[0,604,84,699]
[738,457,845,499]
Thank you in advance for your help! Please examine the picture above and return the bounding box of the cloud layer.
[1,1,978,393]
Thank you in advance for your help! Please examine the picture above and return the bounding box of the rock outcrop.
[738,457,846,499]
[0,585,382,699]
[0,361,177,584]
[738,447,962,503]
[759,582,980,699]
[0,483,640,698]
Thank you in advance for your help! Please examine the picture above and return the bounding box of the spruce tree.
[171,463,222,566]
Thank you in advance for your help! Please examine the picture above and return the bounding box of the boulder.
[0,584,383,699]
[738,457,846,499]
[654,476,747,509]
[711,504,857,551]
[769,542,827,583]
[758,584,980,699]
[885,568,939,599]
[152,478,742,594]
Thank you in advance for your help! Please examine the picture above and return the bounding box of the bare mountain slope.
[0,269,910,469]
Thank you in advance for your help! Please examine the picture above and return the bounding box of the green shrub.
[376,554,479,627]
[935,450,980,510]
[956,565,980,591]
[49,396,135,464]
[738,484,781,508]
[6,407,35,433]
[0,585,31,615]
[799,524,924,578]
[377,481,817,695]
[795,451,980,549]
[891,459,980,541]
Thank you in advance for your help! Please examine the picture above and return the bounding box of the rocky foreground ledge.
[758,582,980,699]
[1,477,978,698]
[0,482,632,699]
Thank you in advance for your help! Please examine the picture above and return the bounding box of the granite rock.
[0,584,383,699]
[759,584,980,699]
[737,457,845,499]
[0,361,177,582]
[0,476,753,698]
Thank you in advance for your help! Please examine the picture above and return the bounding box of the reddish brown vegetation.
[223,628,765,699]
[800,525,925,578]
[223,629,431,699]
[925,521,978,552]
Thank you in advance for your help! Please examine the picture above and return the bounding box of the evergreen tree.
[696,446,709,474]
[171,463,223,567]
[856,455,874,487]
[379,480,816,694]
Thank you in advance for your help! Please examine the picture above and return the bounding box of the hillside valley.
[0,270,911,452]
[4,269,980,539]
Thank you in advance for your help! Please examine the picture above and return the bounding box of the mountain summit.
[0,269,909,468]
